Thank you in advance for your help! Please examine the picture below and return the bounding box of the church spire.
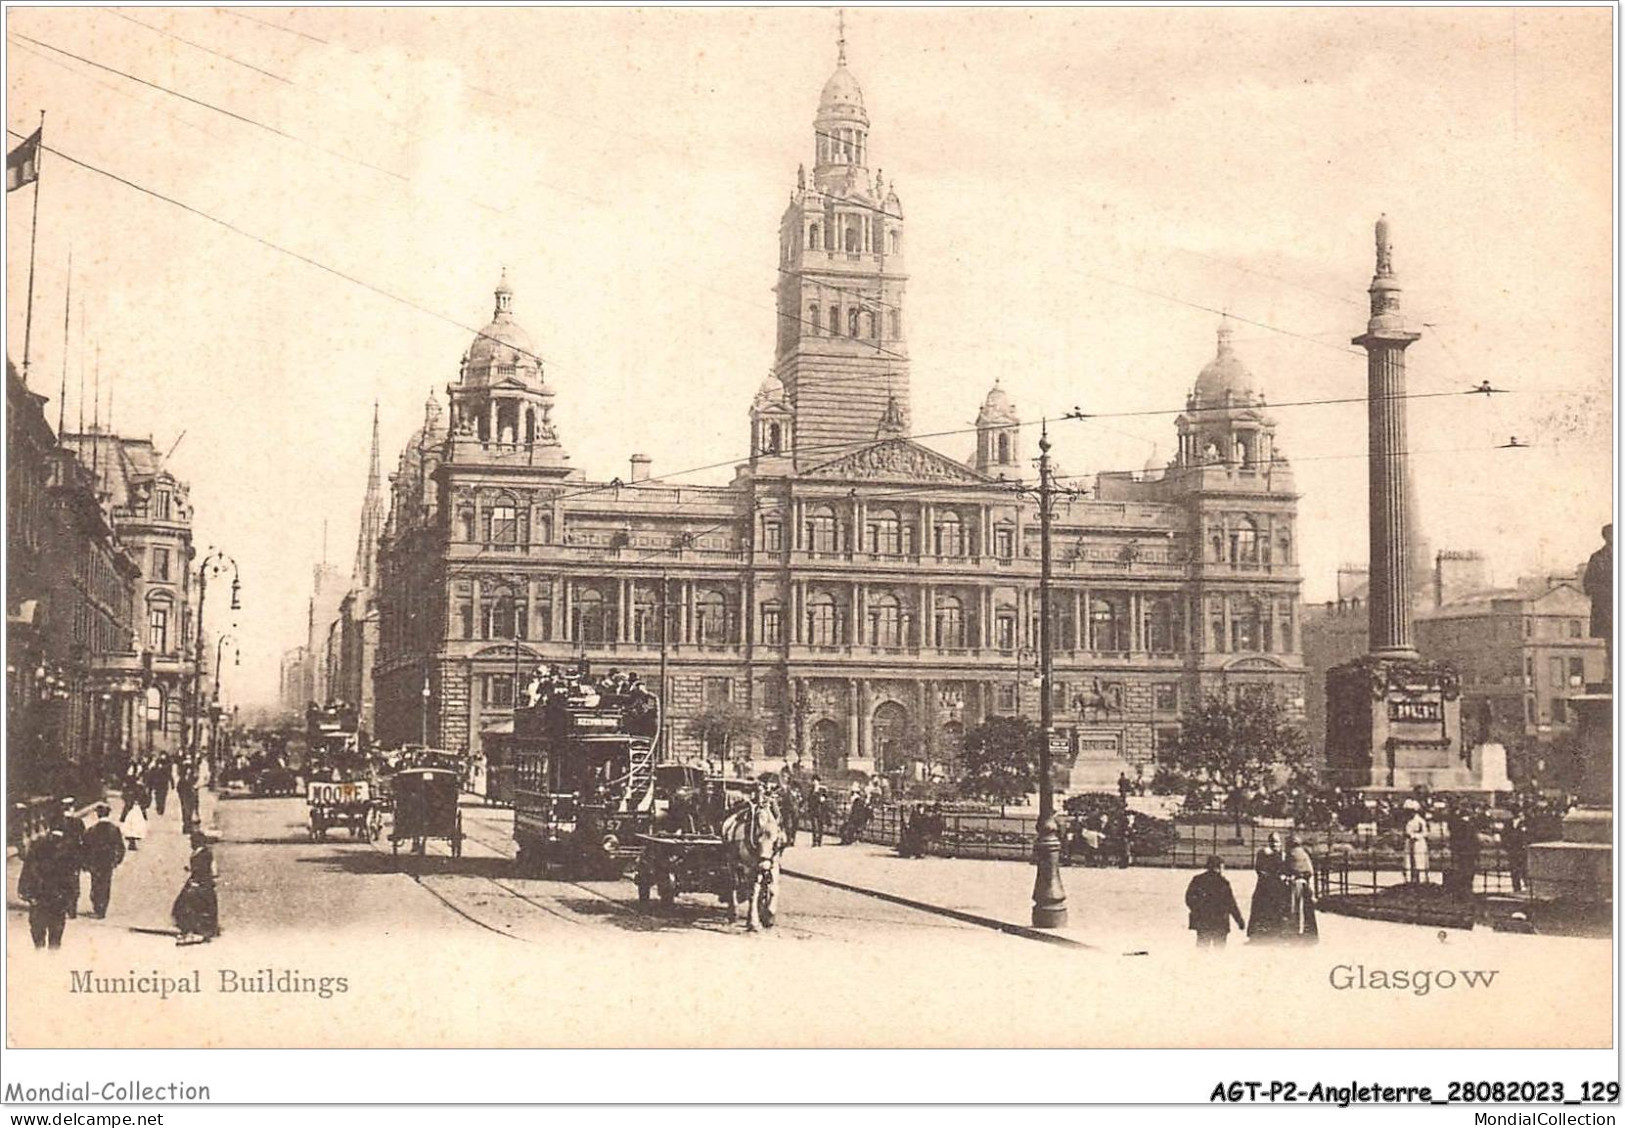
[353,401,385,591]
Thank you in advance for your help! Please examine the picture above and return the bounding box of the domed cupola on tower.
[445,271,570,473]
[1175,319,1281,474]
[975,380,1021,477]
[749,371,795,470]
[768,15,911,465]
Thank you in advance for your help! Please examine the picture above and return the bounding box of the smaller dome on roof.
[978,380,1018,426]
[462,272,543,389]
[753,372,788,410]
[1194,320,1256,404]
[820,66,865,113]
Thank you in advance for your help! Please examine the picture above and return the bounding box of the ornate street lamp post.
[190,549,239,758]
[1031,423,1068,928]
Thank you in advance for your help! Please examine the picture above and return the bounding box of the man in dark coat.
[146,755,172,817]
[119,759,149,820]
[176,759,201,833]
[778,778,800,847]
[1185,856,1246,947]
[18,829,75,949]
[806,777,827,847]
[81,804,127,918]
[54,797,85,918]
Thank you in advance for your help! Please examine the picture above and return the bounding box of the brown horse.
[721,795,787,931]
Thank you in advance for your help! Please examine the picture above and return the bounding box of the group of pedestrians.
[1183,832,1319,949]
[17,753,218,951]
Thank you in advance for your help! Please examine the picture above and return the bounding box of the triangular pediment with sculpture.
[800,438,990,484]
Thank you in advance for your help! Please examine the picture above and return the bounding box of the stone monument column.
[1354,214,1422,657]
[1324,217,1464,789]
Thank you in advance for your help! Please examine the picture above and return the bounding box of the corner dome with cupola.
[461,270,543,390]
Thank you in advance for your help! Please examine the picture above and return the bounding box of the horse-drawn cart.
[306,778,382,842]
[389,765,464,858]
[632,779,786,930]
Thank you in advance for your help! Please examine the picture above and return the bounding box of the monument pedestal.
[1527,689,1612,905]
[1063,728,1133,794]
[1325,654,1467,789]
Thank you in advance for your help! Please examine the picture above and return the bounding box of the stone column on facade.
[858,680,872,763]
[854,581,867,646]
[846,678,860,762]
[470,579,483,643]
[792,582,803,645]
[1073,589,1084,654]
[619,578,630,643]
[1130,592,1143,652]
[1221,595,1232,655]
[853,498,865,558]
[921,503,933,557]
[921,583,934,648]
[793,499,804,551]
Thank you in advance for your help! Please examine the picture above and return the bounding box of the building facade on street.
[7,361,145,802]
[372,41,1306,784]
[61,427,200,759]
[1415,572,1607,789]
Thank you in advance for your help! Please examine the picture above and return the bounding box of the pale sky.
[5,7,1613,709]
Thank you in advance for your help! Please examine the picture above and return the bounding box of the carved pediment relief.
[801,439,988,484]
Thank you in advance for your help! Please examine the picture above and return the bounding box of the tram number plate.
[308,780,370,806]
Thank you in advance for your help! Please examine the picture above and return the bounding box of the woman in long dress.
[1246,833,1292,943]
[173,831,219,945]
[120,801,147,852]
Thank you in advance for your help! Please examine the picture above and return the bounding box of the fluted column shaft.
[1358,332,1420,656]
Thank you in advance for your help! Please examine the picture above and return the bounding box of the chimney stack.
[629,454,651,483]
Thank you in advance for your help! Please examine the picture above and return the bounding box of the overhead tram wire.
[16,131,1524,464]
[104,10,293,85]
[11,32,406,182]
[10,138,1529,556]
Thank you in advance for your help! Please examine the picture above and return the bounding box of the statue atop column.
[1583,523,1612,679]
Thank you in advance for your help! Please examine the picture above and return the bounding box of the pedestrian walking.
[173,831,219,946]
[1403,801,1430,884]
[1185,856,1246,948]
[18,829,75,949]
[177,759,201,833]
[120,799,147,852]
[80,804,127,918]
[807,777,826,847]
[1247,833,1292,943]
[146,755,172,818]
[1503,810,1529,894]
[779,778,800,847]
[118,759,149,820]
[1447,806,1481,900]
[54,797,86,918]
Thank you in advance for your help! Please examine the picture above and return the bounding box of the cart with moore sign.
[306,778,382,842]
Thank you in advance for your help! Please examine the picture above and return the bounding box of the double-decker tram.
[510,664,661,877]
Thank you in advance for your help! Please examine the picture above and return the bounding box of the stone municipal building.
[372,40,1306,786]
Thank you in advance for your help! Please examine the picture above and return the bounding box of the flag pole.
[21,110,44,386]
[56,248,71,435]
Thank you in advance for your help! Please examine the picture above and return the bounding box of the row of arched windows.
[1209,517,1292,567]
[805,302,883,339]
[804,220,902,255]
[797,505,989,557]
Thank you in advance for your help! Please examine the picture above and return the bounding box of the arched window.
[1146,597,1180,653]
[1277,530,1292,565]
[146,595,173,654]
[845,224,860,252]
[891,310,903,339]
[458,506,476,543]
[868,592,902,648]
[696,589,728,645]
[935,510,965,557]
[872,701,909,773]
[808,591,838,646]
[1090,594,1128,652]
[576,588,608,644]
[812,718,842,774]
[1231,598,1263,652]
[849,307,861,336]
[829,306,841,335]
[996,433,1011,464]
[806,505,837,553]
[808,223,820,250]
[766,422,782,453]
[1231,517,1259,567]
[867,507,901,555]
[935,595,965,649]
[807,304,820,334]
[890,230,901,254]
[484,585,524,640]
[760,600,784,645]
[486,497,519,544]
[632,587,657,643]
[1277,600,1295,653]
[866,310,878,338]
